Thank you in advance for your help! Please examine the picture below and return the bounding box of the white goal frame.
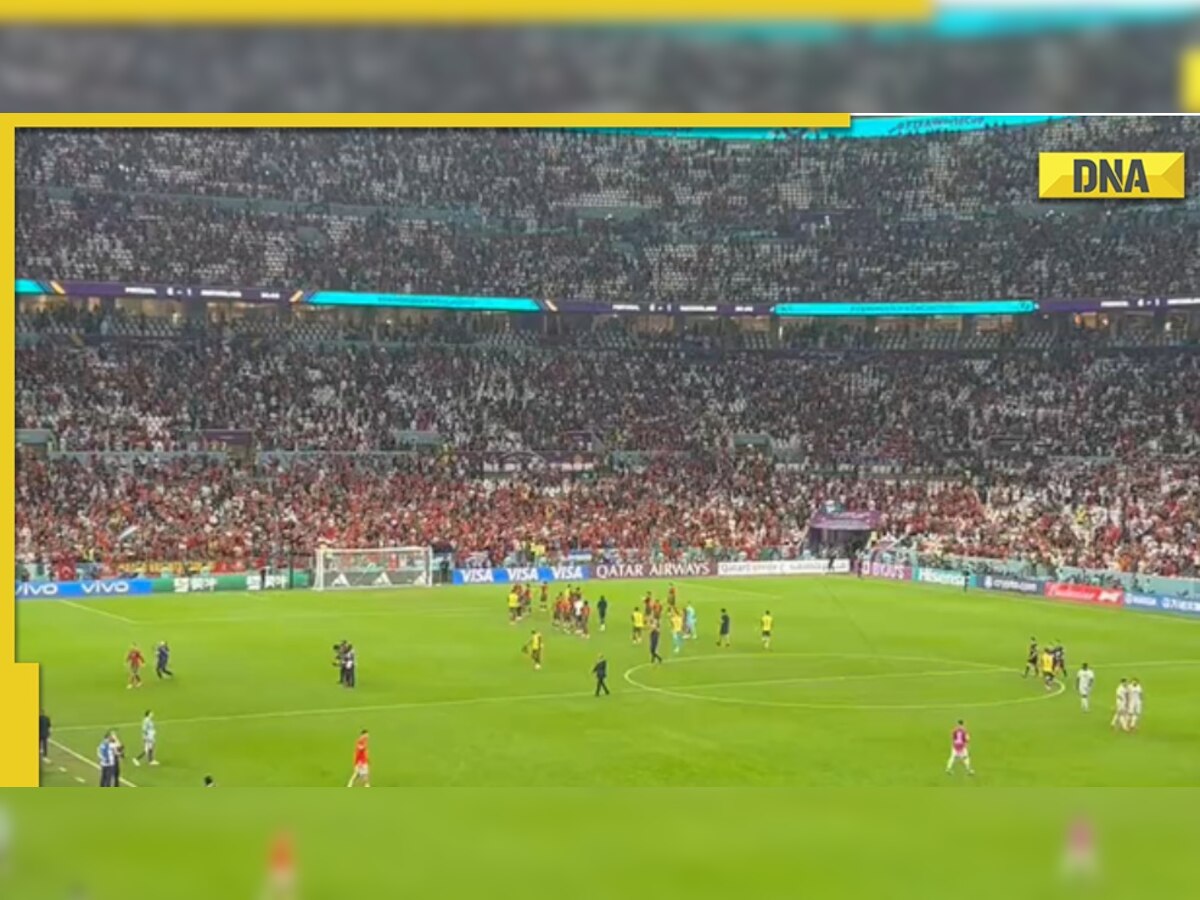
[313,545,433,591]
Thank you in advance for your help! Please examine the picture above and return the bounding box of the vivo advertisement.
[15,578,154,599]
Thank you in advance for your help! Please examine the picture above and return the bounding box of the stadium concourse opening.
[13,118,1200,793]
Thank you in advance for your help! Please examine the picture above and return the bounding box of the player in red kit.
[347,729,370,787]
[263,830,297,900]
[126,644,145,689]
[945,720,974,776]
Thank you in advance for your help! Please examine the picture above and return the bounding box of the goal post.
[313,546,433,591]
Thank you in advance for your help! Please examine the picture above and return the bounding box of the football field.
[18,576,1200,787]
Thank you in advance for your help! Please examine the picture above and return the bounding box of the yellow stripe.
[1183,48,1200,113]
[0,1,930,24]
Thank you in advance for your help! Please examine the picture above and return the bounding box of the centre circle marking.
[621,651,1067,711]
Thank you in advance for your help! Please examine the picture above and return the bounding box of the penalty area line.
[55,599,139,625]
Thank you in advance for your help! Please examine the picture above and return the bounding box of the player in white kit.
[945,720,974,776]
[1126,678,1143,731]
[132,709,158,766]
[1111,678,1130,732]
[1075,663,1095,712]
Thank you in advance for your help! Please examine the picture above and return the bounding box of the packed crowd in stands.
[15,329,1200,579]
[16,118,1200,301]
[13,121,1200,580]
[17,450,1199,582]
[17,338,1200,460]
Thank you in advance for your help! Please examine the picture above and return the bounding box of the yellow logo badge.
[1039,152,1185,200]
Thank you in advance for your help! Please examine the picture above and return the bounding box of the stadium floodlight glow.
[772,301,1036,318]
[306,291,540,313]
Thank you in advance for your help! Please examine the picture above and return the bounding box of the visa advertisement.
[452,565,589,586]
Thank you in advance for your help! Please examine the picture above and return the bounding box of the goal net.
[314,546,433,591]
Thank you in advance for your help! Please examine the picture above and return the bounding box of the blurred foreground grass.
[1,790,1196,899]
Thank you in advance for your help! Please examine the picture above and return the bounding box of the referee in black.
[593,654,610,696]
[649,618,664,664]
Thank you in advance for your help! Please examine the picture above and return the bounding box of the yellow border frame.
[0,121,38,788]
[0,111,849,787]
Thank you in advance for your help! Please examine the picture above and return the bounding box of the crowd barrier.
[25,562,1197,622]
[1124,592,1200,617]
[16,571,309,598]
[452,558,850,585]
[889,566,1200,619]
[15,577,156,599]
[717,559,850,577]
[866,561,913,581]
[1043,581,1125,607]
[979,574,1043,594]
[451,565,589,586]
[913,567,971,588]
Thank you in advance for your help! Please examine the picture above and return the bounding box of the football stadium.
[14,117,1200,790]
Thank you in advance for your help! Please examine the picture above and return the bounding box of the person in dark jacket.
[592,655,610,696]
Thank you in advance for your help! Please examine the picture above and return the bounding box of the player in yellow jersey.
[670,609,685,654]
[507,589,521,624]
[760,611,774,649]
[1040,648,1056,690]
[523,630,544,670]
[631,607,645,644]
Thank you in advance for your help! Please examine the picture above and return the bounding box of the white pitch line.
[165,606,490,626]
[643,658,1200,692]
[49,738,138,787]
[1096,659,1200,670]
[51,657,1200,736]
[685,581,788,601]
[54,687,598,734]
[650,665,1012,692]
[55,599,138,625]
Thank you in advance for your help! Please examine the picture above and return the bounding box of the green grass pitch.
[17,576,1200,787]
